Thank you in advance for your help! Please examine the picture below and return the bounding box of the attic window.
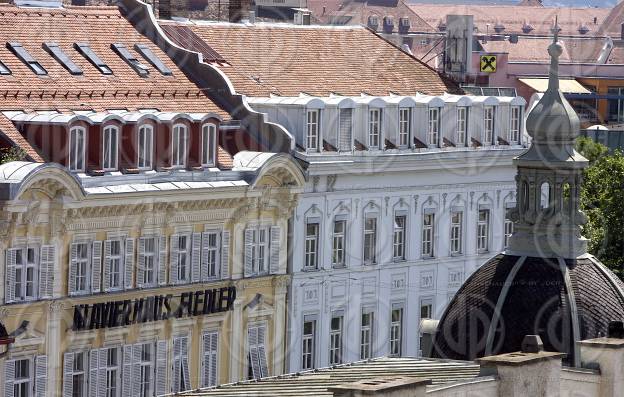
[134,44,172,76]
[0,60,11,75]
[74,43,113,75]
[7,42,47,76]
[43,43,82,75]
[111,43,149,77]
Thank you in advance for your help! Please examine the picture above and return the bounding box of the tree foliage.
[578,137,624,278]
[0,146,26,164]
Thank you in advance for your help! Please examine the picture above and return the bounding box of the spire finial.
[547,15,562,92]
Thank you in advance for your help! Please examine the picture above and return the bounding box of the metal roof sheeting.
[519,78,591,95]
[4,109,223,125]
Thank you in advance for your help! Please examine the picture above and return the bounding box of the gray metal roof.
[180,357,480,396]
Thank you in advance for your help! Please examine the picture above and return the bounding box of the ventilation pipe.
[597,37,614,64]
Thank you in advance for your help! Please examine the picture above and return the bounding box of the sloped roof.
[159,21,460,97]
[408,4,611,36]
[480,36,606,63]
[179,357,481,396]
[598,1,624,38]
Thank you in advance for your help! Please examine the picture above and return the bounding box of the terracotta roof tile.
[0,113,43,161]
[160,21,460,97]
[599,1,624,38]
[480,36,605,63]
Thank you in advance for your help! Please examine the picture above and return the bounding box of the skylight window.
[111,43,149,77]
[43,42,82,75]
[74,43,113,75]
[6,42,47,76]
[0,60,11,75]
[134,44,172,76]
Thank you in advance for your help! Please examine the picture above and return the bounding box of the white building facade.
[248,93,527,371]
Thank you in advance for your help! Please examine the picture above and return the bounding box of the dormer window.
[306,110,320,152]
[368,108,381,149]
[172,124,188,168]
[484,106,495,144]
[457,107,468,146]
[102,125,119,171]
[427,107,440,146]
[69,126,86,172]
[398,107,411,148]
[201,123,217,166]
[510,106,521,144]
[137,124,154,170]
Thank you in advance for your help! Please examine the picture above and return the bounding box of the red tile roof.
[408,4,611,37]
[160,21,460,97]
[480,36,606,63]
[598,1,624,38]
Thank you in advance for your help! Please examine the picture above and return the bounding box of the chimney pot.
[521,335,544,353]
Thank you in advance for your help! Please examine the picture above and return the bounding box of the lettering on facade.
[71,286,236,331]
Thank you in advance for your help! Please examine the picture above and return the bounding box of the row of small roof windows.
[0,42,172,77]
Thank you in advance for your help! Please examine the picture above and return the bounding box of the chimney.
[382,16,394,34]
[329,377,431,397]
[229,0,251,23]
[579,331,624,397]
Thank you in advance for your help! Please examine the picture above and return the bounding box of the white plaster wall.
[560,368,601,397]
[426,377,499,397]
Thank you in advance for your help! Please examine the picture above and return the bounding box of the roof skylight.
[0,60,11,75]
[74,43,113,75]
[134,44,172,76]
[7,42,47,76]
[111,43,149,77]
[43,43,82,75]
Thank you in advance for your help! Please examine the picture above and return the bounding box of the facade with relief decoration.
[0,2,303,397]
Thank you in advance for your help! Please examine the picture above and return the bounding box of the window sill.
[302,267,320,272]
[332,264,347,269]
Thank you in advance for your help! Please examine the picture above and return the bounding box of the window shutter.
[191,232,202,283]
[158,235,167,286]
[68,244,78,295]
[97,349,107,397]
[257,325,269,378]
[244,229,253,277]
[155,340,168,396]
[220,231,230,280]
[4,359,14,397]
[169,234,180,285]
[103,240,112,291]
[131,344,141,397]
[248,327,260,379]
[121,345,132,396]
[5,248,17,303]
[38,245,55,299]
[200,232,210,282]
[91,241,102,294]
[202,331,219,387]
[137,237,146,288]
[35,355,47,397]
[62,352,74,397]
[269,226,281,275]
[89,349,100,397]
[124,238,135,290]
[181,336,191,391]
[172,338,181,392]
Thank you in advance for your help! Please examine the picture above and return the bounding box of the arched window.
[171,123,188,168]
[562,182,571,211]
[201,123,217,166]
[540,182,550,209]
[137,124,154,170]
[69,126,86,172]
[522,181,530,212]
[102,125,119,171]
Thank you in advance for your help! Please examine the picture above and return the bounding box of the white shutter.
[121,345,132,396]
[155,340,168,396]
[248,327,260,379]
[169,235,180,285]
[137,237,146,288]
[257,325,269,378]
[191,233,202,283]
[131,344,141,397]
[124,238,135,289]
[202,331,218,387]
[62,352,74,397]
[38,245,55,299]
[4,359,15,397]
[269,226,281,274]
[35,355,47,397]
[181,337,191,391]
[171,338,181,392]
[89,349,100,397]
[244,229,253,277]
[220,231,230,280]
[98,349,107,397]
[200,232,211,282]
[91,241,102,294]
[158,235,167,286]
[103,240,112,291]
[68,244,78,295]
[5,248,18,303]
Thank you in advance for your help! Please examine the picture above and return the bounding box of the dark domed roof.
[432,254,624,365]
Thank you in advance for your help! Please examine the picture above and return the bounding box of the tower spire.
[547,16,561,92]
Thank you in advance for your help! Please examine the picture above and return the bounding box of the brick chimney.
[229,0,251,22]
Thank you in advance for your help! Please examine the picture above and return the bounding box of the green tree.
[577,137,624,278]
[0,146,26,164]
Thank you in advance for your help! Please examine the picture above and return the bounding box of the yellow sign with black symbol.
[480,55,497,73]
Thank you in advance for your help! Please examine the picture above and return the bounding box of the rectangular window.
[304,222,319,270]
[422,213,434,258]
[43,42,82,75]
[139,237,156,287]
[457,107,467,145]
[12,247,37,302]
[104,347,120,397]
[202,331,219,387]
[608,87,624,122]
[69,127,86,172]
[450,211,463,255]
[172,124,188,168]
[13,358,32,397]
[477,209,490,253]
[484,106,495,144]
[302,317,316,370]
[102,126,119,171]
[420,299,433,319]
[204,232,219,279]
[137,125,153,170]
[390,305,403,357]
[398,107,411,147]
[338,108,352,151]
[306,110,320,151]
[247,324,269,379]
[332,219,346,267]
[363,216,377,264]
[111,43,149,77]
[138,343,154,397]
[7,42,47,75]
[72,352,87,397]
[107,240,123,290]
[428,107,440,146]
[360,310,374,359]
[172,336,191,393]
[134,44,172,76]
[329,315,343,365]
[393,215,406,261]
[510,106,521,144]
[201,123,217,166]
[74,43,113,75]
[250,228,268,275]
[504,218,514,248]
[368,109,381,149]
[74,242,90,293]
[177,235,190,282]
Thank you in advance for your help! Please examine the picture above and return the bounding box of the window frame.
[363,215,378,265]
[176,234,191,283]
[477,209,490,253]
[427,107,440,147]
[12,357,33,397]
[504,217,514,249]
[102,125,120,171]
[509,106,521,144]
[398,107,411,148]
[456,106,468,146]
[137,342,155,397]
[69,126,87,172]
[249,227,269,276]
[368,108,382,149]
[139,236,157,287]
[360,308,374,360]
[331,218,347,268]
[329,314,343,365]
[301,315,317,370]
[201,123,217,167]
[304,221,320,271]
[421,212,435,258]
[484,106,495,144]
[171,123,189,168]
[137,124,154,170]
[107,239,124,291]
[393,214,407,261]
[306,109,320,152]
[450,211,463,255]
[104,346,121,397]
[71,351,88,397]
[11,246,39,302]
[389,304,404,357]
